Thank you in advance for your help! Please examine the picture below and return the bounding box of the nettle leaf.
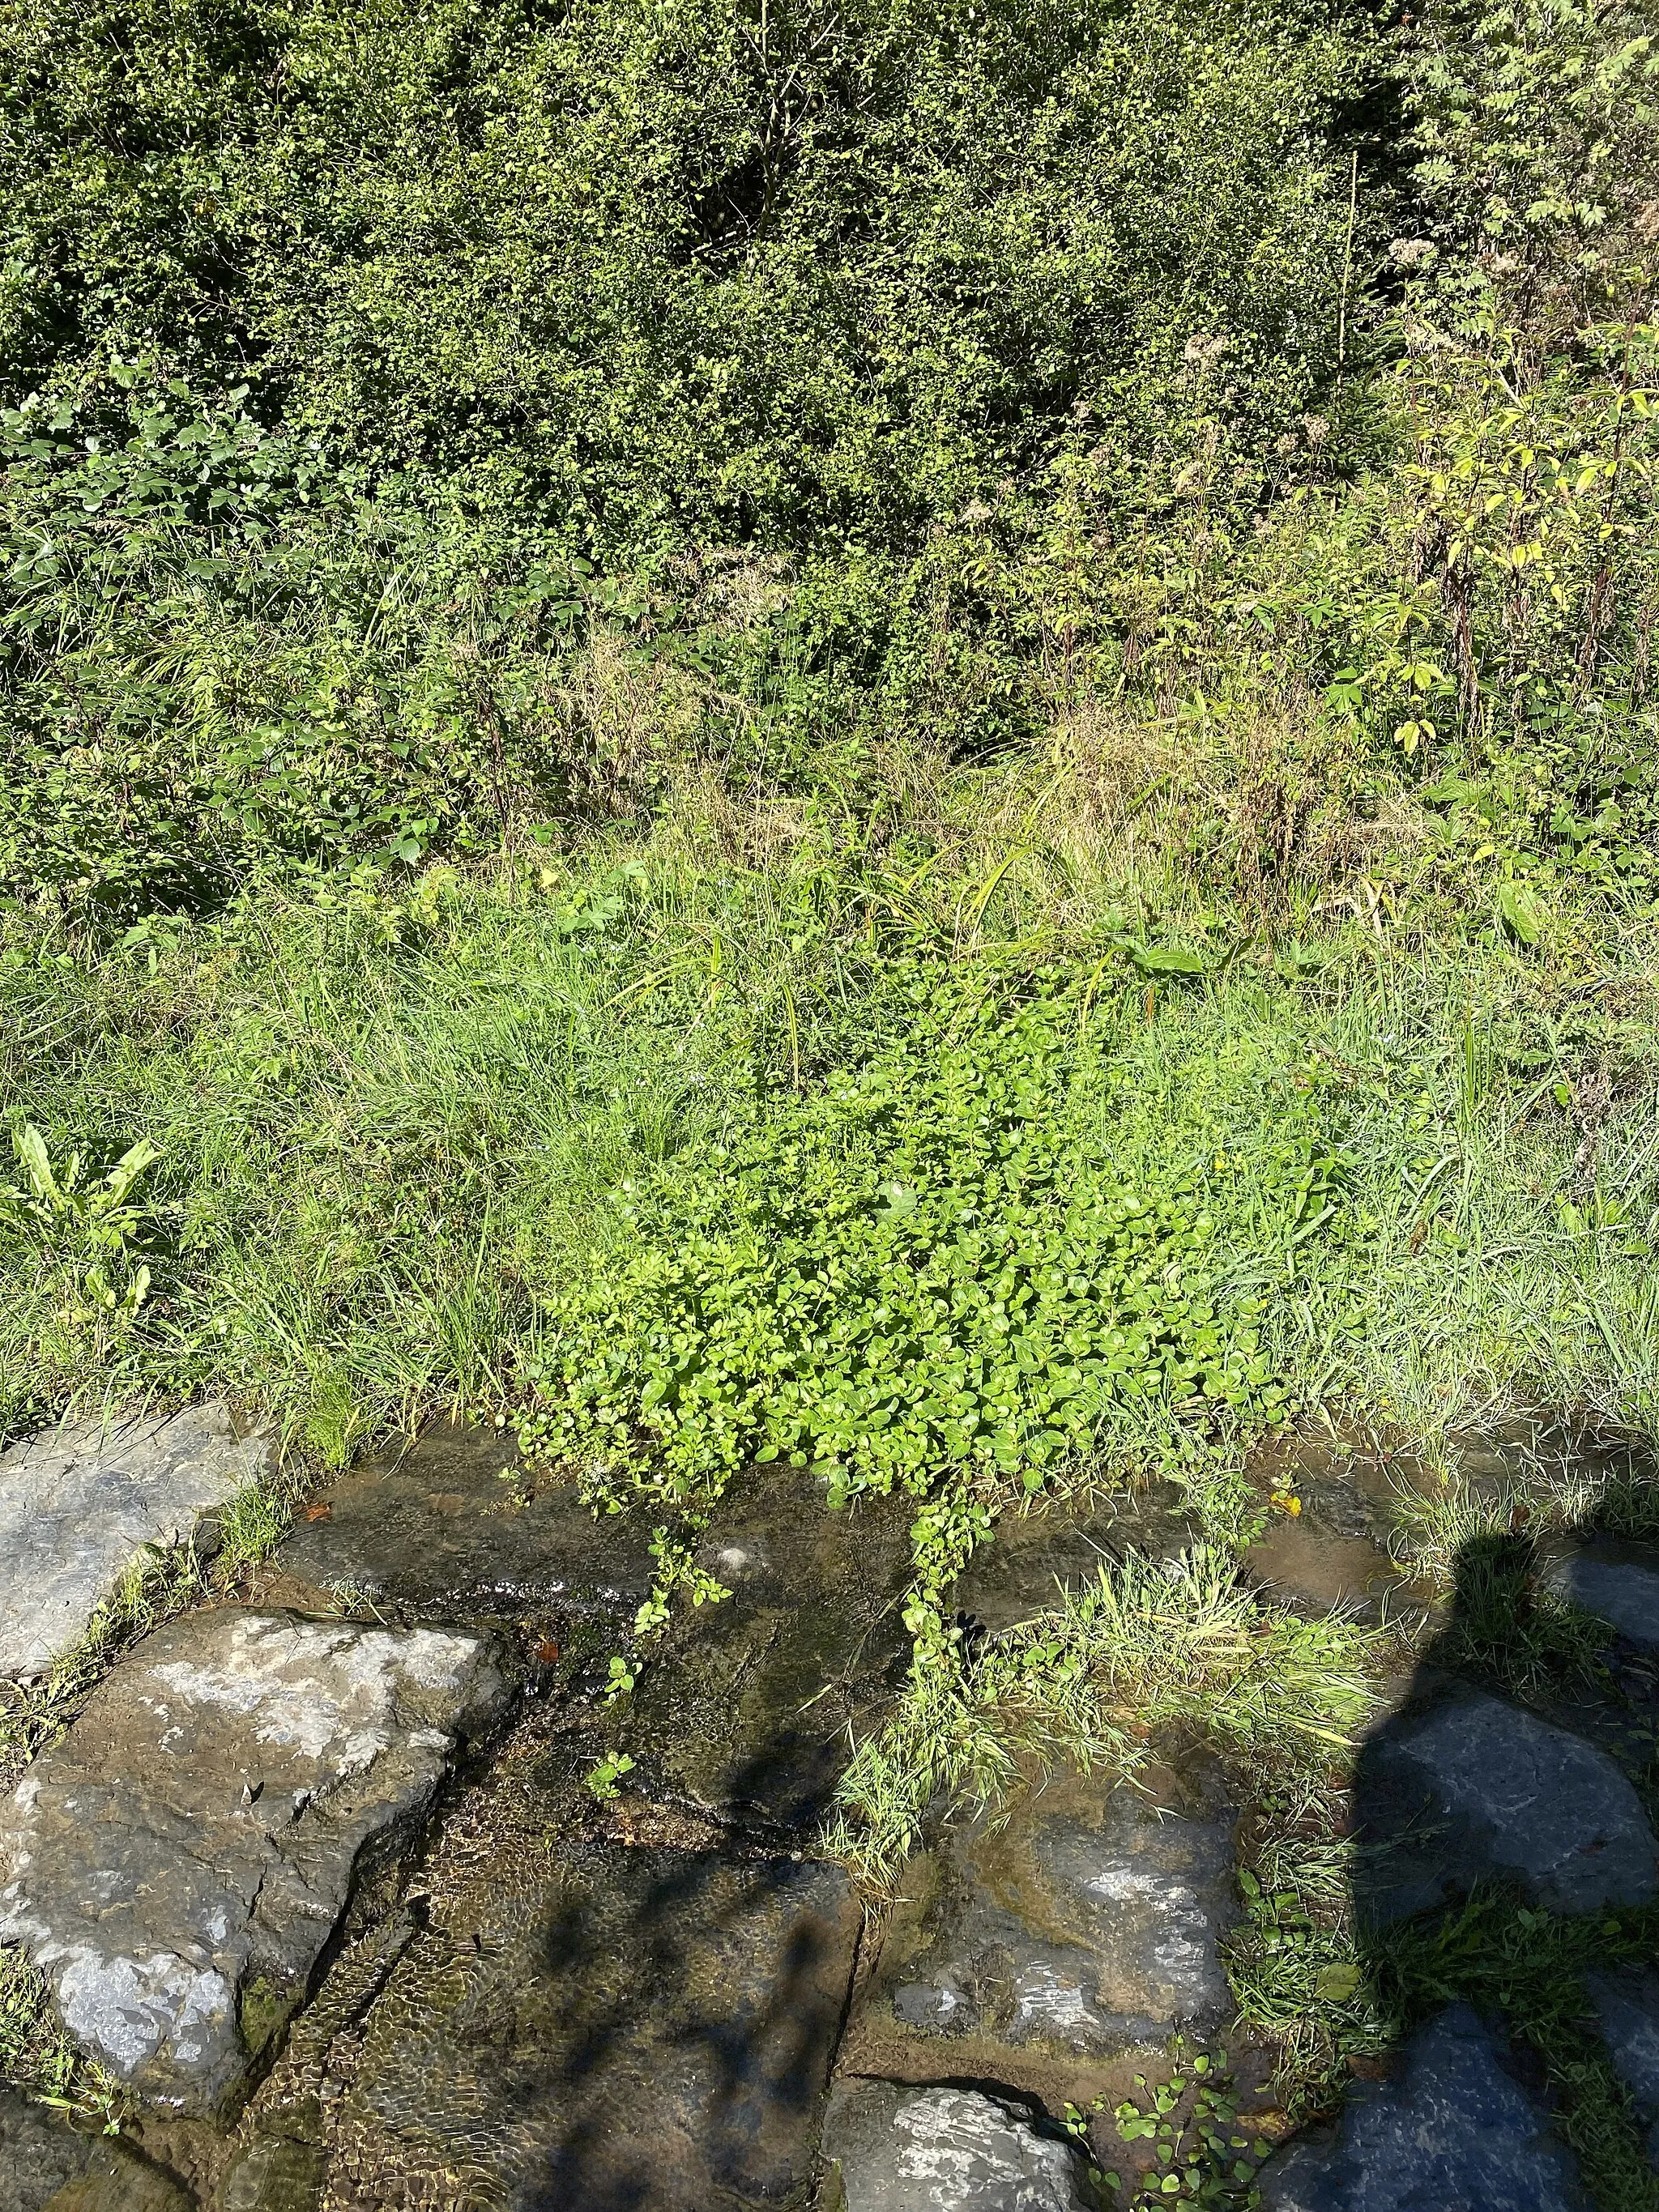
[1495,878,1549,944]
[1127,941,1212,976]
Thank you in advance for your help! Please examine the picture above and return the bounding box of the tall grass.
[826,1546,1380,1890]
[5,761,1657,1468]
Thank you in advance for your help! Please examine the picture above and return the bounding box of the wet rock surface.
[842,1763,1238,2097]
[821,2082,1093,2212]
[273,1422,655,1631]
[353,1840,859,2210]
[1238,1434,1435,1626]
[1352,1682,1657,1924]
[1256,2005,1587,2211]
[0,1408,267,1681]
[1586,1967,1659,2171]
[206,1457,910,2209]
[952,1481,1197,1631]
[232,1689,864,2212]
[630,1470,914,1832]
[0,1609,510,2116]
[1239,1517,1409,1624]
[1543,1536,1659,1652]
[0,2087,191,2211]
[10,1414,1659,2209]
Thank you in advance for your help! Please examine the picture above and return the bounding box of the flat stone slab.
[1352,1686,1657,1925]
[0,1609,509,2116]
[1544,1539,1659,1651]
[316,1838,861,2209]
[0,1406,267,1679]
[844,1763,1238,2093]
[273,1420,655,1629]
[1586,1967,1659,2170]
[0,2088,190,2211]
[1256,2005,1586,2210]
[821,2082,1093,2212]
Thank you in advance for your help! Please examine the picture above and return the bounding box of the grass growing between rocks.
[1379,1894,1659,2212]
[824,1545,1379,1890]
[0,1948,121,2126]
[1235,1842,1659,2210]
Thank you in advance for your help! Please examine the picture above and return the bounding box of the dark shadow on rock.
[1258,1506,1659,2208]
[229,1451,913,2210]
[1350,1524,1658,1933]
[305,1770,865,2212]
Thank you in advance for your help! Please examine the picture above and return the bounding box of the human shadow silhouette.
[1273,1510,1659,2206]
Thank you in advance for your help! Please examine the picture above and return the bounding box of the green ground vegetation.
[2,0,1658,2174]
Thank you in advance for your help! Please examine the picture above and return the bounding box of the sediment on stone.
[949,1481,1199,1633]
[228,1689,863,2212]
[0,2084,194,2212]
[839,1759,1239,2104]
[271,1422,658,1634]
[213,1452,913,2208]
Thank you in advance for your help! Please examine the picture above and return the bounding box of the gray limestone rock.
[0,2088,190,2212]
[821,2083,1093,2212]
[1353,1686,1657,1925]
[1585,1967,1659,2171]
[0,1405,267,1680]
[1256,2005,1586,2211]
[0,1609,510,2117]
[845,1765,1238,2088]
[1544,1539,1659,1651]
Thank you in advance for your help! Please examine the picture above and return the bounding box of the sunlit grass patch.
[826,1546,1380,1892]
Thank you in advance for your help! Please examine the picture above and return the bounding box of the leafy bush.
[0,0,1389,918]
[1,0,1369,553]
[0,381,603,918]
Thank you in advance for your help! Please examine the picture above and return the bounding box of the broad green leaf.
[1127,942,1211,976]
[1496,880,1548,944]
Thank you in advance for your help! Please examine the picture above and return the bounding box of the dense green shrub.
[0,381,595,914]
[0,0,1387,917]
[0,0,1369,550]
[0,0,1653,927]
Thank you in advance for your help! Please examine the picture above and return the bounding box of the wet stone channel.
[2,1415,1658,2209]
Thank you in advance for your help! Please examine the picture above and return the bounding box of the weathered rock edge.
[0,1608,510,2117]
[820,2081,1095,2212]
[1256,2004,1587,2211]
[0,1405,267,1681]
